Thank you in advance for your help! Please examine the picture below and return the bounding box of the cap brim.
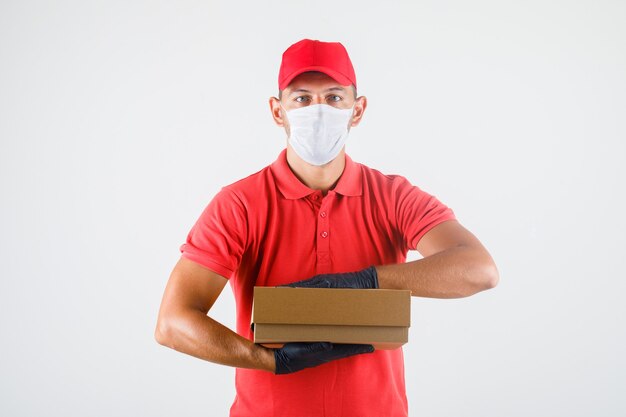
[279,66,354,90]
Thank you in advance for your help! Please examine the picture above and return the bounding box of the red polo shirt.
[180,149,456,417]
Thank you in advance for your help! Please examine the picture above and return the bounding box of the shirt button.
[320,211,327,218]
[320,231,328,238]
[312,195,319,200]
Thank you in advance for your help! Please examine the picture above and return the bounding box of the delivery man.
[155,38,499,417]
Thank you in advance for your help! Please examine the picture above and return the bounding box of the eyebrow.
[288,86,346,96]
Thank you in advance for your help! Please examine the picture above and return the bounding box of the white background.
[1,1,625,416]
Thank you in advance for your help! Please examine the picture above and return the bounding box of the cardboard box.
[252,287,411,350]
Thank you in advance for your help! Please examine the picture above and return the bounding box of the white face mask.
[282,103,355,166]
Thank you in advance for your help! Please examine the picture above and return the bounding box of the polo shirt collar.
[271,149,363,199]
[333,152,362,197]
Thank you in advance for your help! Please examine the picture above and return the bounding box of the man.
[155,39,499,417]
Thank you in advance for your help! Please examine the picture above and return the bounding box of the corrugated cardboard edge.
[254,323,408,350]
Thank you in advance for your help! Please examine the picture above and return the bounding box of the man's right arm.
[154,256,276,372]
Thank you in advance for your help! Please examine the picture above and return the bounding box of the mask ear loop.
[279,102,291,139]
[347,102,357,131]
[278,102,290,127]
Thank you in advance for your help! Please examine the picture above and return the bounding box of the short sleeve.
[392,176,456,251]
[179,188,248,279]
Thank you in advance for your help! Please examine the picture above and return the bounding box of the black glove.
[283,266,379,289]
[274,342,374,374]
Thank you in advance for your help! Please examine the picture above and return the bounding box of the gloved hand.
[283,266,379,289]
[274,342,375,374]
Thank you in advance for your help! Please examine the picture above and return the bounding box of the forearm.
[375,245,499,298]
[156,309,275,372]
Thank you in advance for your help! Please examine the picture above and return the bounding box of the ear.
[350,96,367,127]
[269,97,285,126]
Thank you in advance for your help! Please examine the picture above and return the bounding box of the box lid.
[252,287,410,327]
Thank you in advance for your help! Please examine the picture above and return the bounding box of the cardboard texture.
[252,287,411,350]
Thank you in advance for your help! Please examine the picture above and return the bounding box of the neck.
[286,147,346,195]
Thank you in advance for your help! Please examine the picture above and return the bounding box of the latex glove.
[274,342,374,374]
[283,266,379,289]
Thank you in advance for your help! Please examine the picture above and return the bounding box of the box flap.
[252,287,410,327]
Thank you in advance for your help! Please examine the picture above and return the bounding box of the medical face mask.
[282,103,355,166]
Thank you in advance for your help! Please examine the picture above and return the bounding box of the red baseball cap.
[278,39,357,91]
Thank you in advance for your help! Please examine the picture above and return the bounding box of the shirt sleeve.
[179,187,248,279]
[392,176,456,251]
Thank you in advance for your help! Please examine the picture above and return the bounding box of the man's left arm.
[286,219,499,299]
[376,219,499,298]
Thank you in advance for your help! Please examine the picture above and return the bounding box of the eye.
[327,95,342,102]
[294,96,310,103]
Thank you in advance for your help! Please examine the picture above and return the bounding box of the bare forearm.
[375,245,499,298]
[155,309,275,372]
